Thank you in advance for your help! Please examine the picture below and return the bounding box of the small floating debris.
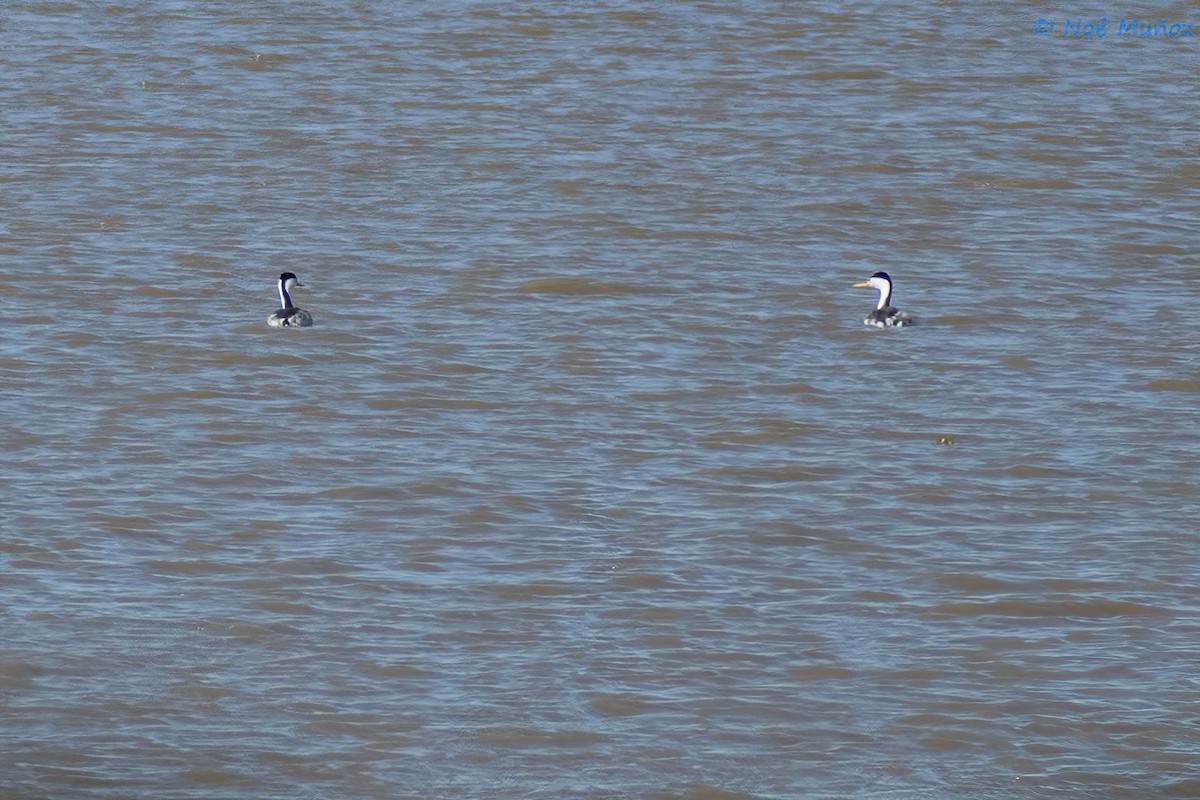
[935,436,955,445]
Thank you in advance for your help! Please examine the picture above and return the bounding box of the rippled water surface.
[3,3,1199,799]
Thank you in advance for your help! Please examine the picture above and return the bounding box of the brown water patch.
[618,573,672,589]
[692,465,839,483]
[929,572,1016,592]
[759,381,823,395]
[249,600,317,615]
[801,69,888,80]
[1108,242,1188,255]
[931,597,1168,619]
[637,635,685,650]
[964,173,1079,190]
[149,560,242,576]
[90,514,157,533]
[921,733,978,752]
[476,726,605,748]
[318,485,410,501]
[1141,379,1200,392]
[854,590,904,603]
[486,582,571,599]
[357,663,431,679]
[453,506,513,524]
[0,660,42,689]
[1006,464,1078,479]
[303,714,422,737]
[1164,779,1200,797]
[648,783,758,800]
[551,179,587,195]
[184,768,247,786]
[841,162,910,174]
[789,664,852,681]
[518,277,645,295]
[591,693,650,716]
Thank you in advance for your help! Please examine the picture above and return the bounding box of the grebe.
[853,271,913,328]
[267,272,313,328]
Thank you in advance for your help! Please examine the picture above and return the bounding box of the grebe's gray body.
[267,272,313,328]
[853,271,913,328]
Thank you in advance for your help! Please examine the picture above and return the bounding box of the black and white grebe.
[853,271,913,328]
[267,272,313,328]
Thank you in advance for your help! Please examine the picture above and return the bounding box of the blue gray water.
[2,3,1198,799]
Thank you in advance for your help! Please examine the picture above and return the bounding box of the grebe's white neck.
[868,275,892,309]
[277,274,299,309]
